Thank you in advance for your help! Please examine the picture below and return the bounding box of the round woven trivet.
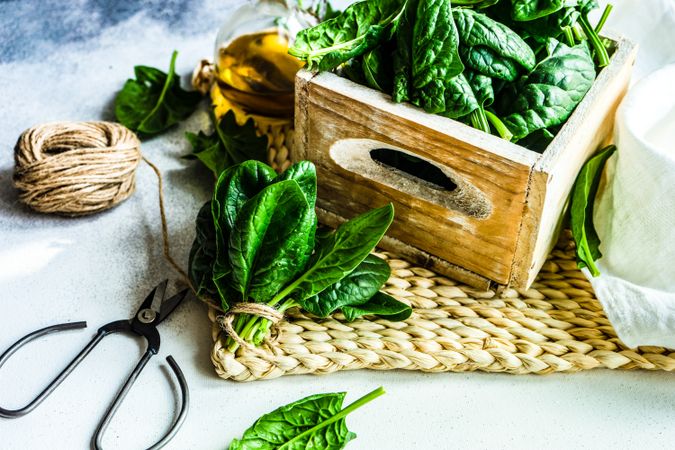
[210,233,675,381]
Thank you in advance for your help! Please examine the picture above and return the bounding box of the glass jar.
[212,0,315,121]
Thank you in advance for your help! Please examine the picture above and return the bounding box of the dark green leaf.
[281,204,395,302]
[185,110,268,176]
[438,73,479,119]
[453,8,536,71]
[502,39,595,140]
[229,180,314,301]
[289,0,407,71]
[363,44,394,93]
[466,71,495,108]
[391,0,417,102]
[461,46,520,81]
[511,0,567,22]
[412,0,464,92]
[188,202,219,299]
[411,79,447,114]
[215,160,277,233]
[300,254,391,317]
[569,145,615,277]
[229,392,353,450]
[342,292,412,322]
[115,51,202,136]
[272,161,318,208]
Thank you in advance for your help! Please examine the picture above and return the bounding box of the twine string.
[216,303,284,353]
[13,122,142,215]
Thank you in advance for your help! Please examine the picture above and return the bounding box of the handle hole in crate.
[369,148,458,193]
[329,138,492,219]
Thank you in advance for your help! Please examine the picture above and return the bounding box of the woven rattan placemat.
[208,232,675,381]
[198,95,675,381]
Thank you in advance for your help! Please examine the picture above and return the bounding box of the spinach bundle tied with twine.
[189,160,411,351]
[290,0,614,153]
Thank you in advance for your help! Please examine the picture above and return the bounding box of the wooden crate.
[293,35,637,290]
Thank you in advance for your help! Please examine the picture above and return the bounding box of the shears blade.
[136,280,188,325]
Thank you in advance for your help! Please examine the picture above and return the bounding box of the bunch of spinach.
[189,160,411,351]
[115,50,203,137]
[229,386,385,450]
[290,0,615,153]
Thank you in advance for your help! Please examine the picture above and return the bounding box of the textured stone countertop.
[1,1,674,449]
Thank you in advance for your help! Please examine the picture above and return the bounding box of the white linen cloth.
[587,61,675,348]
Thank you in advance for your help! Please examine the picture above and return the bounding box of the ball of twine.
[13,121,142,216]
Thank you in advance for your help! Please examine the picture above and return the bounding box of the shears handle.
[0,321,189,450]
[0,321,94,418]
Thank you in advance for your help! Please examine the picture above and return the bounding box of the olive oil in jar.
[215,29,303,118]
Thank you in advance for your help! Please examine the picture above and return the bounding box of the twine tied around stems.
[216,303,284,352]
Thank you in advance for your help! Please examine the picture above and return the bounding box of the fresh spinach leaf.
[411,0,464,93]
[569,145,615,277]
[342,292,412,321]
[438,73,479,119]
[217,160,277,233]
[229,387,385,450]
[511,0,568,22]
[411,79,448,113]
[211,162,275,299]
[275,203,395,303]
[391,0,417,102]
[502,39,595,140]
[115,50,202,136]
[363,44,394,93]
[272,160,318,207]
[289,0,407,71]
[453,8,536,72]
[454,0,500,7]
[188,202,219,300]
[300,254,391,317]
[185,110,268,176]
[461,45,520,82]
[229,180,314,302]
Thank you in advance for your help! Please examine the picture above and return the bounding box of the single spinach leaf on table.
[115,50,202,136]
[569,145,616,277]
[288,0,407,71]
[301,254,393,317]
[411,0,464,112]
[184,110,268,177]
[502,39,595,140]
[342,292,412,321]
[275,203,395,303]
[229,387,385,450]
[228,180,314,302]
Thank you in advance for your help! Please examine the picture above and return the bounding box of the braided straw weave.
[210,233,675,381]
